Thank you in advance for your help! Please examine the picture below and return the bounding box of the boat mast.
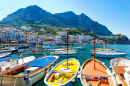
[107,39,109,52]
[94,35,95,69]
[104,41,105,49]
[67,33,68,68]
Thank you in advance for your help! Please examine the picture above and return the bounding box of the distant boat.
[80,58,117,86]
[110,58,130,86]
[44,58,80,86]
[80,36,117,86]
[0,47,17,53]
[44,42,57,46]
[0,56,59,86]
[0,52,11,58]
[95,52,127,58]
[73,46,86,50]
[42,45,54,49]
[50,50,77,56]
[19,45,29,49]
[90,50,119,56]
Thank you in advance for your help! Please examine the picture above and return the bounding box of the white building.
[57,31,67,36]
[2,27,22,42]
[55,36,63,43]
[69,35,74,43]
[84,35,94,41]
[38,35,47,43]
[26,32,38,43]
[20,26,33,31]
[76,35,85,43]
[40,28,45,32]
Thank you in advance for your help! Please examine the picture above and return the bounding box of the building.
[55,36,63,43]
[57,31,67,36]
[38,35,47,43]
[69,35,74,43]
[84,35,94,41]
[26,32,38,43]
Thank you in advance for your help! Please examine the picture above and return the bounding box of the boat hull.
[110,58,129,86]
[80,58,117,86]
[95,53,126,58]
[0,56,59,86]
[51,53,77,56]
[0,66,51,86]
[44,58,80,86]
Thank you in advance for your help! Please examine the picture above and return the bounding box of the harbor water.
[15,44,130,86]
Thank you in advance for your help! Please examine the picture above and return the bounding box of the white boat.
[110,58,130,86]
[90,50,119,56]
[48,48,67,52]
[44,42,57,46]
[44,58,80,86]
[73,46,86,50]
[90,48,113,52]
[50,50,77,56]
[42,45,54,49]
[95,52,127,58]
[0,47,17,53]
[0,56,59,86]
[0,52,11,58]
[0,55,35,72]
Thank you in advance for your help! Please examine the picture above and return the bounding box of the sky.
[0,0,130,39]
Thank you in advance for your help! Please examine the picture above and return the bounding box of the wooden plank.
[47,73,56,82]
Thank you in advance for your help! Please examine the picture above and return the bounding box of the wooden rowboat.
[44,58,80,86]
[110,58,130,86]
[80,36,117,86]
[0,56,59,86]
[80,58,117,86]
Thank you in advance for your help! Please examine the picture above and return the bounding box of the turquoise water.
[17,44,130,86]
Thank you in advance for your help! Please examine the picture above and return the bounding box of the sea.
[16,44,130,86]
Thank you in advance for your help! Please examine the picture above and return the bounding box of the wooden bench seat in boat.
[47,72,75,85]
[3,66,31,75]
[47,73,56,82]
[114,66,126,74]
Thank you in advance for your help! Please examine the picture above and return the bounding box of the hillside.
[0,5,112,36]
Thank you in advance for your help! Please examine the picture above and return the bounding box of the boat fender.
[45,68,48,73]
[28,77,32,86]
[110,66,112,69]
[119,83,122,86]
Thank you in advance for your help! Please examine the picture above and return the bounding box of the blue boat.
[0,56,59,86]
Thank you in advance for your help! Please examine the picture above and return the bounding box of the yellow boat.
[44,58,80,86]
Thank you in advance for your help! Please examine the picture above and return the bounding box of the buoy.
[119,83,122,86]
[77,74,80,79]
[28,77,32,86]
[110,66,112,69]
[45,68,48,73]
[112,72,115,76]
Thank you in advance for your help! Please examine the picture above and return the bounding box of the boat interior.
[46,59,78,85]
[1,65,40,76]
[81,59,115,86]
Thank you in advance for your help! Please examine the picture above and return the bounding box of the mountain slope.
[1,5,112,35]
